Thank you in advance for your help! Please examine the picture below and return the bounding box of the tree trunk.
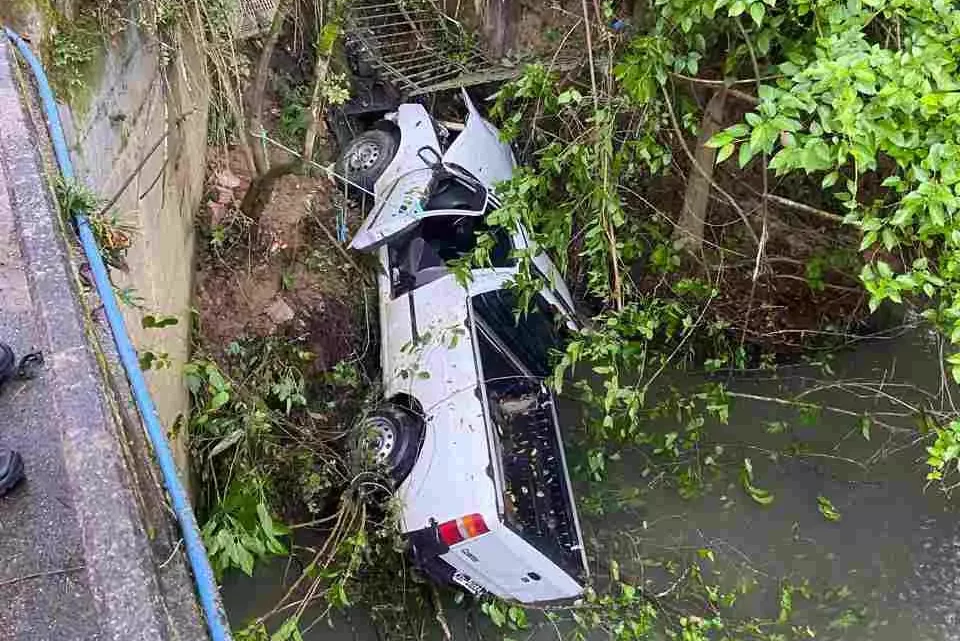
[247,0,291,176]
[302,49,332,166]
[675,89,728,255]
[239,161,298,219]
[480,0,518,58]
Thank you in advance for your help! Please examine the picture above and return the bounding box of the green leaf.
[738,142,756,168]
[728,0,746,16]
[817,494,842,522]
[209,390,230,411]
[207,368,227,391]
[716,143,735,164]
[706,130,734,148]
[859,416,871,441]
[257,502,276,535]
[484,602,507,627]
[741,458,774,505]
[271,617,302,641]
[749,2,765,25]
[237,544,255,576]
[209,430,244,458]
[881,228,898,251]
[557,89,583,105]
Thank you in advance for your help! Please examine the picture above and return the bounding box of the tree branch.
[765,193,845,223]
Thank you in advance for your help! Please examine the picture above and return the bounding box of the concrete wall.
[62,18,209,472]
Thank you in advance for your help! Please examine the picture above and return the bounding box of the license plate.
[452,571,486,596]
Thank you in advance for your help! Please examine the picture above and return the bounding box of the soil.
[194,148,369,372]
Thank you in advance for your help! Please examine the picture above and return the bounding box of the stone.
[265,296,295,324]
[215,168,241,189]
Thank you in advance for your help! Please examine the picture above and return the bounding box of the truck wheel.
[355,404,423,483]
[335,129,398,194]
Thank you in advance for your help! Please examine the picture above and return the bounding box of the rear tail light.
[438,513,489,546]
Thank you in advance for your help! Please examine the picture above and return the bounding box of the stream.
[222,328,960,640]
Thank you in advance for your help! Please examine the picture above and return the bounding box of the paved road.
[0,39,207,641]
[0,124,104,638]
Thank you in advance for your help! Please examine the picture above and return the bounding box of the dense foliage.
[481,0,960,493]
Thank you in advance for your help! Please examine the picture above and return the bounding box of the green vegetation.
[472,0,960,498]
[45,0,945,636]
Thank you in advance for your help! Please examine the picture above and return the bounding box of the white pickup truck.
[338,92,588,603]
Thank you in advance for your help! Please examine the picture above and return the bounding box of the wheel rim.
[348,140,381,172]
[364,416,396,465]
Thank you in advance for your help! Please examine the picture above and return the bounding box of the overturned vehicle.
[338,92,587,603]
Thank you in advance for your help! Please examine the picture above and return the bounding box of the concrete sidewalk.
[0,39,207,641]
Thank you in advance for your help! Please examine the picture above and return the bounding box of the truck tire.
[354,403,423,484]
[335,129,398,194]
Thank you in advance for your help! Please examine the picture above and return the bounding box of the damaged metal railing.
[344,0,520,96]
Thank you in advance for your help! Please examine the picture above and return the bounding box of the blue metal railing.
[4,27,233,641]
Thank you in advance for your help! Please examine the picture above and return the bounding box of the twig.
[0,565,85,588]
[159,538,184,569]
[736,18,768,360]
[725,391,912,433]
[765,194,844,223]
[302,2,331,164]
[306,206,368,280]
[247,0,291,175]
[431,585,453,641]
[580,0,599,111]
[669,72,784,87]
[772,273,861,293]
[95,108,197,219]
[673,75,760,105]
[739,18,768,282]
[288,512,342,530]
[251,130,374,196]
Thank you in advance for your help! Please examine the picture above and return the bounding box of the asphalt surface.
[0,133,104,637]
[0,40,207,641]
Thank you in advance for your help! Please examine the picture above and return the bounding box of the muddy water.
[589,329,959,641]
[222,330,960,639]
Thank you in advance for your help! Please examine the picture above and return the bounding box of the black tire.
[0,449,24,496]
[335,129,398,194]
[0,342,15,386]
[354,403,424,483]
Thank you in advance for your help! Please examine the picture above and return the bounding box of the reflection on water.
[223,331,960,640]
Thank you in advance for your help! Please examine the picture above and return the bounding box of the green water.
[223,330,960,640]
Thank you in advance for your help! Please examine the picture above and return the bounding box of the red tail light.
[438,513,490,546]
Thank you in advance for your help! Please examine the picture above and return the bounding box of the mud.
[194,149,367,370]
